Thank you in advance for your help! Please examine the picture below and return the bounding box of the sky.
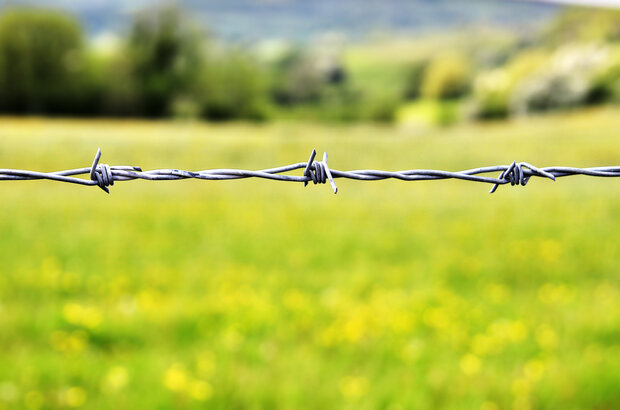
[1,0,562,42]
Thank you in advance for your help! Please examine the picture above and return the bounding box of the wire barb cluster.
[2,148,620,195]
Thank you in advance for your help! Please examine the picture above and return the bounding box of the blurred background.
[0,0,619,409]
[1,0,620,124]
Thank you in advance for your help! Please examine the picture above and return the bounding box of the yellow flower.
[103,366,129,391]
[67,331,88,353]
[508,321,528,343]
[62,303,102,329]
[65,387,86,408]
[460,353,481,375]
[137,289,163,311]
[163,364,188,392]
[523,359,545,381]
[343,318,365,343]
[62,303,83,325]
[538,239,562,263]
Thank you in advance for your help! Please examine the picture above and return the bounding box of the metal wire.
[2,148,620,194]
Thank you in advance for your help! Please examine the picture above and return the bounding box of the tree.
[198,52,268,121]
[0,9,87,114]
[125,6,204,117]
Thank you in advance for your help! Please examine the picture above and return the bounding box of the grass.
[0,108,619,409]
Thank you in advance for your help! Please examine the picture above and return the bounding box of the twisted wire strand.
[1,148,620,194]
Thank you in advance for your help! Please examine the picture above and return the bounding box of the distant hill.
[2,0,560,41]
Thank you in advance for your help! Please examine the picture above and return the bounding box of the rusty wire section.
[2,148,620,194]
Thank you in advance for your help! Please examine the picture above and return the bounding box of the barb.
[1,148,620,195]
[90,148,114,193]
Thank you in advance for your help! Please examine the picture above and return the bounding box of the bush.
[469,69,512,119]
[270,49,324,105]
[589,48,620,103]
[364,96,398,123]
[511,44,610,115]
[421,53,471,100]
[403,60,429,100]
[512,71,588,114]
[0,9,93,114]
[470,49,585,120]
[198,52,269,121]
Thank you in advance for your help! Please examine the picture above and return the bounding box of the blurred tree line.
[0,10,90,114]
[0,7,391,122]
[396,8,620,125]
[0,7,271,120]
[1,6,620,123]
[467,8,620,120]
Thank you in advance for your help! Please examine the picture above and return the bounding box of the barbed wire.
[1,148,620,194]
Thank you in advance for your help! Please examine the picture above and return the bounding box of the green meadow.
[0,109,619,409]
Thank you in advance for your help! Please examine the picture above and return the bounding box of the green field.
[0,109,619,409]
